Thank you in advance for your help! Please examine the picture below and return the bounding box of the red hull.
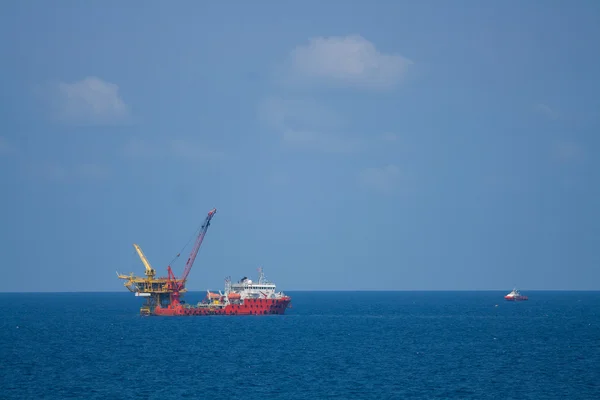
[153,297,291,316]
[504,296,528,301]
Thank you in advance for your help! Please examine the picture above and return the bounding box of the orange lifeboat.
[228,293,241,299]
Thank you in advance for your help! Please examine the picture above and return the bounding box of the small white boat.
[504,288,528,301]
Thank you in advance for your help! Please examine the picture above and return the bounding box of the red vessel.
[504,288,528,301]
[118,208,292,316]
[154,269,291,316]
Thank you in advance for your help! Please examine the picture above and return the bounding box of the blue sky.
[1,1,599,292]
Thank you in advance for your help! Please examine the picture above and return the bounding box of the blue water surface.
[1,291,599,399]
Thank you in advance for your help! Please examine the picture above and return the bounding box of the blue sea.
[1,291,599,399]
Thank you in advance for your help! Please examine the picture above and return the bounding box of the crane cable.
[167,221,204,267]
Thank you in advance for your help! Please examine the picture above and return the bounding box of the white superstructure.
[202,267,288,307]
[225,267,287,300]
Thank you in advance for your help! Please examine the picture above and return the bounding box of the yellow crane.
[133,243,156,279]
[117,243,184,294]
[117,208,217,315]
[117,243,185,315]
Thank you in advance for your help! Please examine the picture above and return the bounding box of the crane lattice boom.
[174,208,217,291]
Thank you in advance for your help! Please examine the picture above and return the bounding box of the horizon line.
[1,289,599,294]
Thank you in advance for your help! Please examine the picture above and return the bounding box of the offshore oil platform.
[117,208,291,316]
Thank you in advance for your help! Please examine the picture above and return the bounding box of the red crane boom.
[167,208,217,293]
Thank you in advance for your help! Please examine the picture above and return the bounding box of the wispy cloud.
[30,163,69,181]
[28,162,111,182]
[282,129,362,153]
[0,136,16,155]
[286,35,412,90]
[269,171,289,186]
[380,132,398,142]
[262,36,410,153]
[46,77,130,125]
[76,163,111,180]
[552,140,584,163]
[258,96,363,153]
[358,165,403,193]
[259,36,411,187]
[259,96,344,131]
[534,103,559,120]
[1,138,111,182]
[170,139,225,162]
[121,138,157,159]
[122,138,224,162]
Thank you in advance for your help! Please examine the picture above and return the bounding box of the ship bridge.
[230,282,276,291]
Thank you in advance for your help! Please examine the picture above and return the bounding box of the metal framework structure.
[117,208,217,315]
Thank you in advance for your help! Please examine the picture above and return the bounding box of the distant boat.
[504,288,528,301]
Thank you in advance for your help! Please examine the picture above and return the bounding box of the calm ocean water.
[1,291,599,399]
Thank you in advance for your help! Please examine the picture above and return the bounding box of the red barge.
[154,270,291,316]
[117,208,291,316]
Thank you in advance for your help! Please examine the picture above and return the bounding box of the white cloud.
[122,138,224,162]
[534,103,558,120]
[288,35,412,89]
[51,77,130,125]
[358,165,402,193]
